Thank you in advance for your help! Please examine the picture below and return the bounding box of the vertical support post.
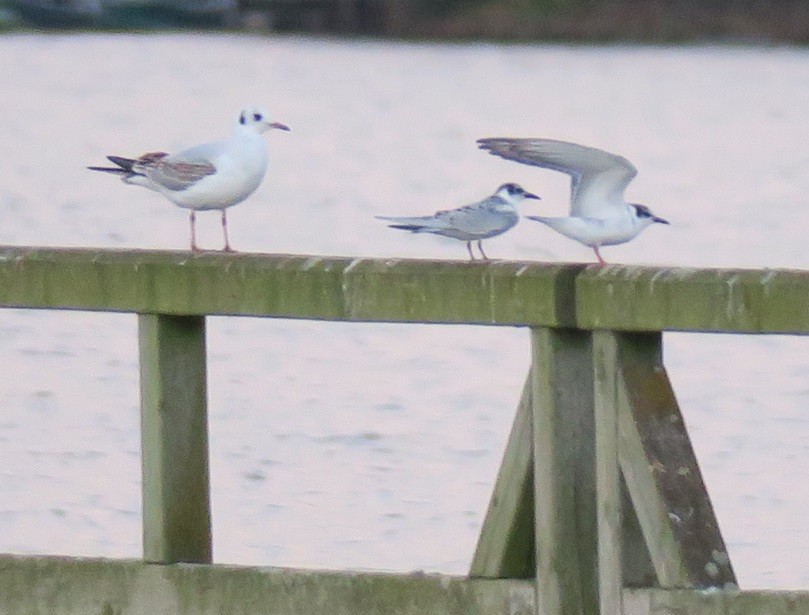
[138,314,212,564]
[593,331,624,613]
[531,327,598,615]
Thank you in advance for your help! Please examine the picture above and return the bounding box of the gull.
[89,107,290,252]
[478,138,669,265]
[376,183,540,260]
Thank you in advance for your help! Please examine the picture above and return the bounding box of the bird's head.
[632,204,669,226]
[237,107,291,134]
[496,183,541,204]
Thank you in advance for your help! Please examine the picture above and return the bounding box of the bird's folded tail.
[88,152,169,175]
[375,215,445,233]
[387,223,426,232]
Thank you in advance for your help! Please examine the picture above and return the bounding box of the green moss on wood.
[0,247,806,333]
[0,555,535,615]
[576,266,809,334]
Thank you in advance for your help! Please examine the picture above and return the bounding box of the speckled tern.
[376,183,540,260]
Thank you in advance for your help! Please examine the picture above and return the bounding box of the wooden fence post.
[593,331,624,614]
[530,327,598,615]
[138,314,212,564]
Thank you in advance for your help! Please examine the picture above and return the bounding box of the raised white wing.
[478,138,637,218]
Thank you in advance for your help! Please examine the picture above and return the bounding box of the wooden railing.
[0,246,807,615]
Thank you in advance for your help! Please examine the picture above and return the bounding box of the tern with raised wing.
[478,138,668,265]
[89,107,290,252]
[376,183,540,260]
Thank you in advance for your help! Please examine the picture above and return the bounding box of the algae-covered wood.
[0,247,568,326]
[0,555,536,615]
[623,588,809,614]
[575,266,809,334]
[1,555,804,615]
[0,247,806,333]
[531,328,599,615]
[593,331,625,614]
[139,314,212,564]
[613,332,736,589]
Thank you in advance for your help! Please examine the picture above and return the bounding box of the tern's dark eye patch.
[239,112,246,125]
[253,112,262,122]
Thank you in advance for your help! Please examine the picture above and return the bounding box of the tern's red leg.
[593,246,607,266]
[466,241,476,261]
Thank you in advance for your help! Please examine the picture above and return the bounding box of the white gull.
[89,107,290,252]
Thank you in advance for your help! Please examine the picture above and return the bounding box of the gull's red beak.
[269,122,291,131]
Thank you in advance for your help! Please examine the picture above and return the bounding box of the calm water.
[0,33,807,589]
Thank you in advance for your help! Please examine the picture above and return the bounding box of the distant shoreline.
[3,0,808,44]
[375,1,809,45]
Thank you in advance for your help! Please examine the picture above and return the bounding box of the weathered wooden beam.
[620,476,657,588]
[139,314,212,564]
[0,247,806,333]
[530,328,598,615]
[1,555,807,615]
[575,266,809,334]
[0,247,571,327]
[469,374,535,579]
[593,331,627,614]
[613,332,736,589]
[0,555,536,615]
[623,587,809,614]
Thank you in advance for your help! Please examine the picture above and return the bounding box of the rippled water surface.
[0,33,807,588]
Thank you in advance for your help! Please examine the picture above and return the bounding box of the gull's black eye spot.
[239,112,246,125]
[253,112,262,122]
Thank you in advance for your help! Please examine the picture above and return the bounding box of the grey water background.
[0,33,807,589]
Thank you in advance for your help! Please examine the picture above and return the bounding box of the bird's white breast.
[166,133,269,211]
[536,207,646,247]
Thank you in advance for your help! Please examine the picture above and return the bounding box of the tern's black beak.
[524,191,541,200]
[653,215,670,225]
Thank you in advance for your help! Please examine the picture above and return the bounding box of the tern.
[376,183,540,260]
[89,107,290,252]
[478,138,668,265]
